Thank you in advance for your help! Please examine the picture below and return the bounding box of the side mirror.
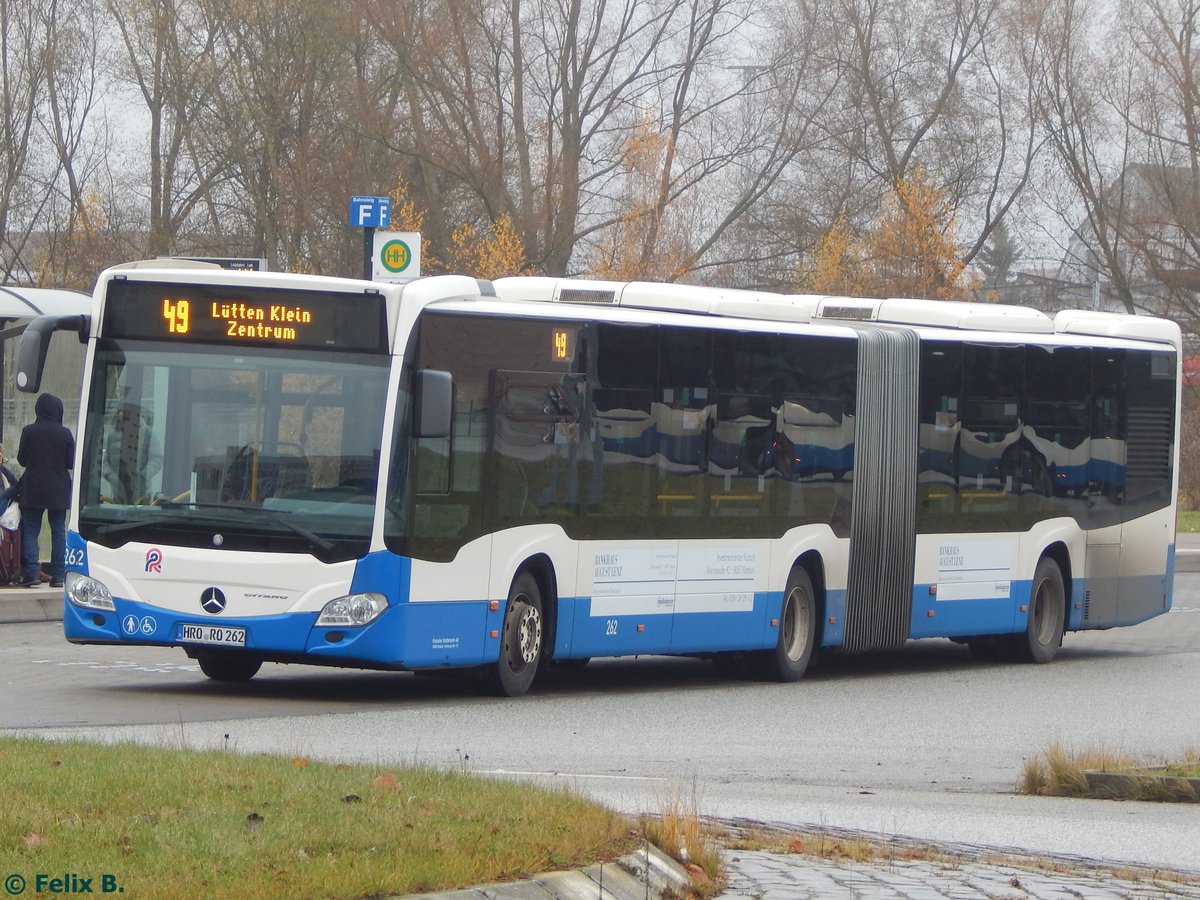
[413,369,453,438]
[16,315,90,393]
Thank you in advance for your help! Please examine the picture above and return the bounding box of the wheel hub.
[783,587,808,661]
[513,602,542,666]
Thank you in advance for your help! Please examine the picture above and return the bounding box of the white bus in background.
[18,266,1179,695]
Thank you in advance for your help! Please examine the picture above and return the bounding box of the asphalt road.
[3,576,1199,872]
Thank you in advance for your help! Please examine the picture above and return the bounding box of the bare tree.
[28,0,144,288]
[1117,0,1200,321]
[108,0,236,258]
[1018,0,1144,312]
[369,0,805,278]
[15,0,1195,304]
[41,0,108,228]
[582,0,816,281]
[769,0,1041,280]
[0,0,51,281]
[202,0,374,271]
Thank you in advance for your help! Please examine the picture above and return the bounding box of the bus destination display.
[103,280,387,352]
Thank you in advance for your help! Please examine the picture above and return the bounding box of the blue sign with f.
[349,195,391,229]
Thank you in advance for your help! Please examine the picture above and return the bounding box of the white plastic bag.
[0,501,20,531]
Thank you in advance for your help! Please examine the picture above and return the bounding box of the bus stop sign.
[373,232,421,282]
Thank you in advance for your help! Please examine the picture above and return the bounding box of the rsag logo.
[145,548,163,574]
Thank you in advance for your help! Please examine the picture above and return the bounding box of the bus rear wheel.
[762,567,816,682]
[484,573,544,697]
[1010,557,1065,664]
[196,653,262,682]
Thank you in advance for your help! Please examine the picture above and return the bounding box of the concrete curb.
[0,588,62,624]
[397,846,692,900]
[1084,770,1200,802]
[1178,549,1200,573]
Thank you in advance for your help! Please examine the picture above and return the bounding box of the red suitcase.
[0,526,21,584]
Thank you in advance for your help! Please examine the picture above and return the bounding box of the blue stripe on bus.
[62,542,1175,666]
[62,593,499,669]
[63,596,321,651]
[909,582,1027,638]
[66,542,856,665]
[1167,543,1176,609]
[349,549,412,600]
[906,569,1172,637]
[822,588,847,647]
[562,586,850,657]
[1067,576,1084,631]
[565,594,773,656]
[1072,572,1173,628]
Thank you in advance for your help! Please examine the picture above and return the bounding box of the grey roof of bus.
[489,277,1180,346]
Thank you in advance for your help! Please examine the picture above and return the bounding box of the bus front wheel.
[484,573,544,697]
[763,567,817,682]
[196,653,262,682]
[1010,557,1066,664]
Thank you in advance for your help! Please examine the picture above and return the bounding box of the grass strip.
[1,735,637,900]
[1019,742,1200,800]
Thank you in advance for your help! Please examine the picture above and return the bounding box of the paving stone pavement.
[719,849,1200,899]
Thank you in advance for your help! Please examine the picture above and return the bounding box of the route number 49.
[162,297,191,334]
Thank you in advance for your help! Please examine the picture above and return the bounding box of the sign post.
[348,196,392,279]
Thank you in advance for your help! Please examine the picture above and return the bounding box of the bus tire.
[196,653,262,682]
[484,572,544,697]
[1011,557,1066,664]
[763,567,817,682]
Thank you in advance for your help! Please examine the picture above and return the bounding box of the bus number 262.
[605,619,618,636]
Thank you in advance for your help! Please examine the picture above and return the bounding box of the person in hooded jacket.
[16,393,74,587]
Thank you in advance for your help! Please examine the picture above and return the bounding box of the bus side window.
[1022,345,1091,516]
[1090,350,1124,516]
[655,327,712,518]
[589,324,657,530]
[960,345,1023,507]
[917,342,962,526]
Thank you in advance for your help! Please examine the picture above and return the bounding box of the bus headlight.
[65,573,115,611]
[316,593,388,627]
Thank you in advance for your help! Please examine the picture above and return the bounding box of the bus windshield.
[78,339,390,561]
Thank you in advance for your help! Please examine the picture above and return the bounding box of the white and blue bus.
[18,264,1180,696]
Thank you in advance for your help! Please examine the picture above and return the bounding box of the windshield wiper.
[141,500,339,556]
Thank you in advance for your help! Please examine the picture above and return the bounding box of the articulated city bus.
[18,264,1179,696]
